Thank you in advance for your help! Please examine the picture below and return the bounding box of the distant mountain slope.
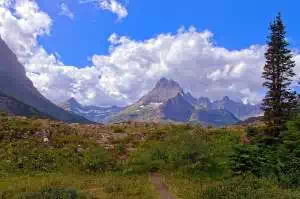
[109,78,240,126]
[162,94,194,122]
[193,109,239,126]
[59,98,123,123]
[184,92,262,120]
[0,91,52,118]
[212,96,262,120]
[0,38,91,123]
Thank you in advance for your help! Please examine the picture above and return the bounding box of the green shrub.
[113,127,126,134]
[83,148,115,172]
[20,187,86,199]
[230,144,279,177]
[125,132,222,176]
[246,126,260,137]
[0,112,8,117]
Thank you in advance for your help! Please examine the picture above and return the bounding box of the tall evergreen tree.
[262,13,297,138]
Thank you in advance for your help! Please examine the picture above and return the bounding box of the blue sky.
[37,0,300,67]
[1,0,300,106]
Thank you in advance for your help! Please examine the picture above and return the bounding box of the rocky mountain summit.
[108,78,247,126]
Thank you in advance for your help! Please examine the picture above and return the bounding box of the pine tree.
[262,13,297,138]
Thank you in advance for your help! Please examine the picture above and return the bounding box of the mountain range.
[0,37,262,126]
[59,78,263,126]
[58,98,123,123]
[0,38,91,123]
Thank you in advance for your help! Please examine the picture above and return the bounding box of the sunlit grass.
[0,173,158,199]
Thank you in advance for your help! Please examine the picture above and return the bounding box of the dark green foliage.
[278,116,300,187]
[231,116,300,187]
[20,187,86,199]
[246,126,261,137]
[0,112,8,117]
[262,13,297,138]
[230,145,279,177]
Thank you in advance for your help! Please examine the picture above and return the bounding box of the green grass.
[164,172,300,199]
[1,115,300,198]
[0,173,158,199]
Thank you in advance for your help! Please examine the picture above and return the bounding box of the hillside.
[0,115,299,198]
[0,38,91,124]
[0,91,52,118]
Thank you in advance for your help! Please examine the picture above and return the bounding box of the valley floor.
[1,115,300,198]
[1,172,300,199]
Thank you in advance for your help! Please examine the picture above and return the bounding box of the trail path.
[151,173,175,199]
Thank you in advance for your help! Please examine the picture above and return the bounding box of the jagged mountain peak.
[66,97,81,106]
[155,77,182,90]
[222,96,230,101]
[138,77,184,105]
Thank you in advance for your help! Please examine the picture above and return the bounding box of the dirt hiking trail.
[151,173,175,199]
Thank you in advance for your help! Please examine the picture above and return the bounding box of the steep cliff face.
[0,38,90,123]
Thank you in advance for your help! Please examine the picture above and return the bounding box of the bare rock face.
[138,77,184,105]
[0,38,90,123]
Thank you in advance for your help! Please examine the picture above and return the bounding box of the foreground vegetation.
[0,113,300,198]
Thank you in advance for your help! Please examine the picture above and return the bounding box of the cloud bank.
[0,0,299,106]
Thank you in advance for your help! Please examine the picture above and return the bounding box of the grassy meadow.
[0,113,300,198]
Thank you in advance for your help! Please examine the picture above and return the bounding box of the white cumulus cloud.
[1,0,300,107]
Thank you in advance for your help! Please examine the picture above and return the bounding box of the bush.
[125,132,221,176]
[20,187,86,199]
[0,112,8,117]
[230,144,279,177]
[83,148,115,172]
[231,116,300,187]
[246,126,260,137]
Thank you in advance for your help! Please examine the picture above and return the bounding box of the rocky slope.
[0,38,90,123]
[109,78,240,126]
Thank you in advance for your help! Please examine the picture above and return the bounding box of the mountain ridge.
[0,38,91,123]
[108,78,242,126]
[57,77,262,126]
[58,98,123,123]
